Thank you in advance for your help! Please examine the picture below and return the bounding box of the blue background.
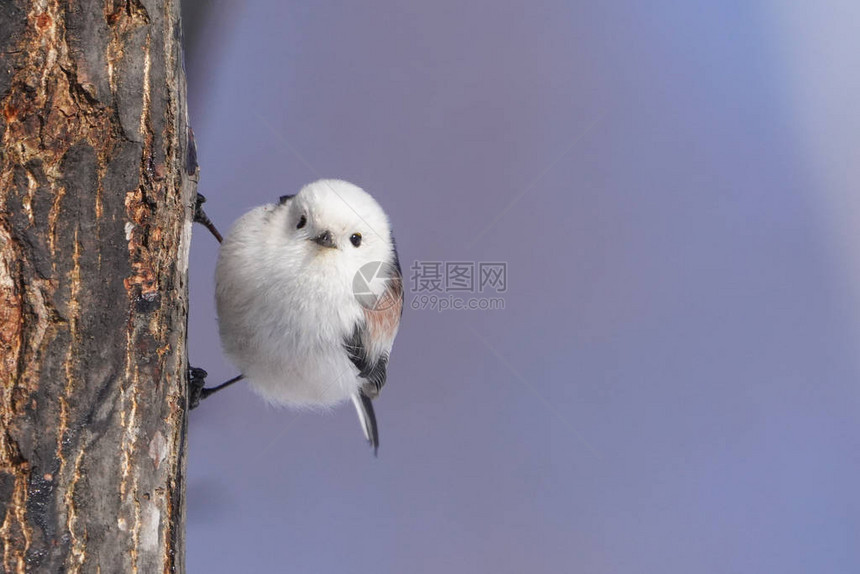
[183,2,860,572]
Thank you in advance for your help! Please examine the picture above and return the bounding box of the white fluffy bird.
[208,179,403,453]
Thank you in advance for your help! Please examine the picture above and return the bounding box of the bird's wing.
[344,245,403,453]
[343,250,403,398]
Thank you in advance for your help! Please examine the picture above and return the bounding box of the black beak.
[311,230,337,249]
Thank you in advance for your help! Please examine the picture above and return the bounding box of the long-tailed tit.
[195,180,403,454]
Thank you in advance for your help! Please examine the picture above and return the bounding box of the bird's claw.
[188,366,208,410]
[192,193,224,243]
[192,193,209,225]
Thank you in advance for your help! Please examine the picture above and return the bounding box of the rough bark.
[0,0,196,572]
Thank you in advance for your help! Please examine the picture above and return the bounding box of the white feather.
[215,179,399,409]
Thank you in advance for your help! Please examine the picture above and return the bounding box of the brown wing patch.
[364,272,402,344]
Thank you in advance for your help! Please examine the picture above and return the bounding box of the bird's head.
[280,180,397,292]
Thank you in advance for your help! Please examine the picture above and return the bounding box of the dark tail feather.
[351,392,379,456]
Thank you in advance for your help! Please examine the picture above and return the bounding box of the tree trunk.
[0,0,196,572]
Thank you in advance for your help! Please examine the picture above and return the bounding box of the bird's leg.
[188,367,244,410]
[200,374,245,401]
[193,192,224,243]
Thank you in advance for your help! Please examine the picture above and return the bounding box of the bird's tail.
[351,392,379,456]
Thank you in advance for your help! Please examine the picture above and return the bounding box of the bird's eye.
[297,215,307,229]
[350,233,362,247]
